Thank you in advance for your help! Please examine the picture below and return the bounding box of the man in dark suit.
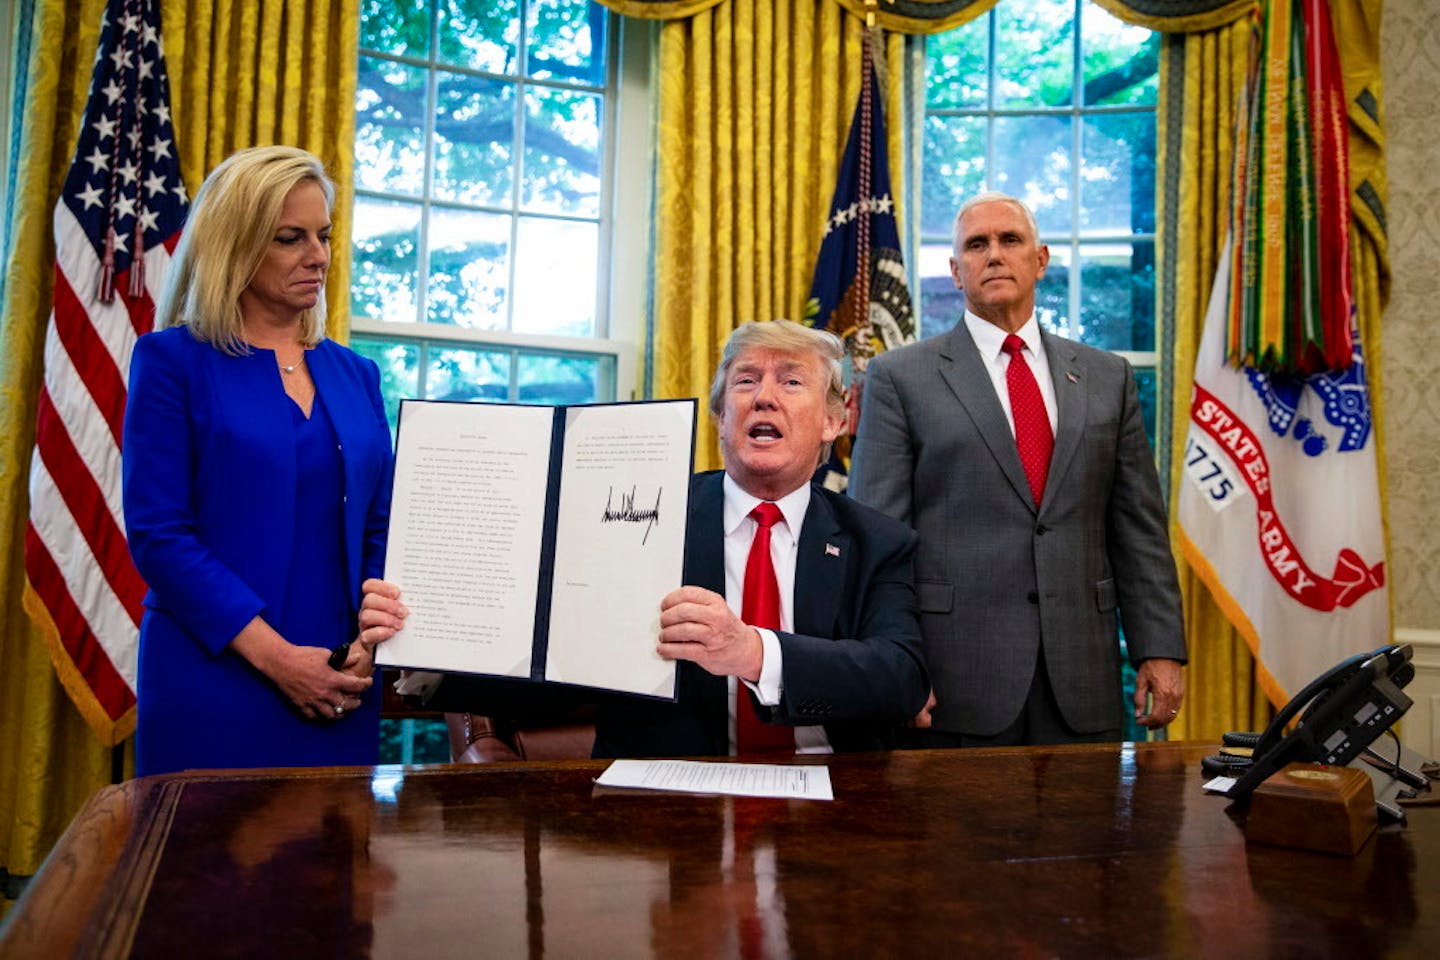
[849,192,1186,746]
[362,320,930,757]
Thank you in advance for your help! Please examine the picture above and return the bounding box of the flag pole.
[803,0,916,479]
[23,0,190,746]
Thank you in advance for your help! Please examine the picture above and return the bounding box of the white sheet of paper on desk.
[1203,775,1236,795]
[595,760,834,801]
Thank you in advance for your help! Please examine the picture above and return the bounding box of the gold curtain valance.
[831,0,998,33]
[594,0,999,32]
[592,0,727,19]
[595,0,1255,34]
[1090,0,1255,34]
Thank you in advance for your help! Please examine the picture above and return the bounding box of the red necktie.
[736,503,795,756]
[1002,334,1054,506]
[731,798,781,959]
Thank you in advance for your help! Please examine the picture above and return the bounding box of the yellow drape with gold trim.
[649,1,913,469]
[165,0,359,339]
[1155,17,1268,741]
[0,0,357,916]
[1333,0,1391,643]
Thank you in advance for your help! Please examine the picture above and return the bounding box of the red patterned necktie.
[732,798,778,960]
[737,502,795,756]
[1002,334,1054,506]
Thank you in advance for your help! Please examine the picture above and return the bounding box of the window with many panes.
[353,1,646,761]
[919,0,1158,429]
[920,0,1159,738]
[351,0,642,435]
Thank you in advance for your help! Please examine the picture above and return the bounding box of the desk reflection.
[132,776,391,958]
[363,747,1193,959]
[375,775,801,958]
[8,745,1434,959]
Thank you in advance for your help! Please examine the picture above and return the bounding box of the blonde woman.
[123,146,392,775]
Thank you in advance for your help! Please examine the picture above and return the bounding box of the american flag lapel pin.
[825,543,841,557]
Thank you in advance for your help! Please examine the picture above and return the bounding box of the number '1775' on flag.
[22,0,189,746]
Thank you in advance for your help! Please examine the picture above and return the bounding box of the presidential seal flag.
[805,28,914,462]
[22,0,189,745]
[1177,241,1388,707]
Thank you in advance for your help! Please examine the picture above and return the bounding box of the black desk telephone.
[1206,644,1416,803]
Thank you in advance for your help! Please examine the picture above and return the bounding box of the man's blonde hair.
[708,319,847,464]
[155,146,334,354]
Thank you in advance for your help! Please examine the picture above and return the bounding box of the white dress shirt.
[722,474,831,755]
[964,310,1059,435]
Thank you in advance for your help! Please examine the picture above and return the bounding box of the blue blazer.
[123,325,392,654]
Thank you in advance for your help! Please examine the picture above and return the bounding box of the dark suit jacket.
[849,322,1186,736]
[433,471,930,757]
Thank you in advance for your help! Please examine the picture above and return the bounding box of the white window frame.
[0,0,22,282]
[919,0,1159,375]
[349,4,654,404]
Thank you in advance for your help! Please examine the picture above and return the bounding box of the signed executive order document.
[376,398,695,699]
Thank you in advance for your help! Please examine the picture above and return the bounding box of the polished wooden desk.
[2,742,1435,958]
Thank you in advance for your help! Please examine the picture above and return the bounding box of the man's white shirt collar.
[722,473,811,538]
[964,309,1045,362]
[963,309,1058,434]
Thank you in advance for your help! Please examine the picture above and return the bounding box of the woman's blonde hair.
[155,146,335,353]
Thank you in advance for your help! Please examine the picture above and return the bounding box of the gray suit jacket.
[849,322,1186,735]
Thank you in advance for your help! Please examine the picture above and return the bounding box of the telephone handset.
[1222,644,1414,801]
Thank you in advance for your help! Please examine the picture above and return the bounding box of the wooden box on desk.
[1244,763,1377,855]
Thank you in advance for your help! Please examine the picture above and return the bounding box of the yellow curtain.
[1152,17,1266,741]
[649,0,913,469]
[1333,0,1392,639]
[164,0,359,338]
[0,0,358,917]
[1090,0,1256,34]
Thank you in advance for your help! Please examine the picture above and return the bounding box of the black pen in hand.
[327,642,351,671]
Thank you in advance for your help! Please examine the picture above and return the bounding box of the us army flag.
[1177,239,1388,706]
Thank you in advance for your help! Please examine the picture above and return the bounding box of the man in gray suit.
[849,192,1186,746]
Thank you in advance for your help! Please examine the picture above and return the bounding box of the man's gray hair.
[952,191,1041,255]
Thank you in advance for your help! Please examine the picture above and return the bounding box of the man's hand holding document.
[372,398,696,699]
